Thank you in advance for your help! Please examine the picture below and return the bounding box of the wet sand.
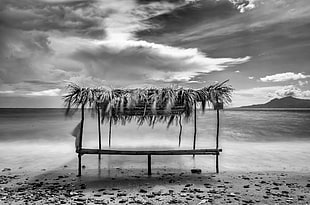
[1,140,310,204]
[1,164,310,205]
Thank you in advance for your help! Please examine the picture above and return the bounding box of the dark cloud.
[137,0,184,4]
[136,0,310,94]
[0,0,108,88]
[0,0,106,39]
[0,26,54,84]
[137,0,239,39]
[137,0,310,57]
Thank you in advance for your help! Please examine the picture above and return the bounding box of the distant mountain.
[240,96,310,108]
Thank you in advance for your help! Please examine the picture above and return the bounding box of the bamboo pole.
[109,116,112,148]
[78,104,85,177]
[98,156,101,176]
[216,154,219,173]
[79,104,85,150]
[216,108,219,150]
[178,115,182,147]
[97,106,102,159]
[78,153,82,177]
[148,154,152,176]
[216,97,220,173]
[193,101,197,157]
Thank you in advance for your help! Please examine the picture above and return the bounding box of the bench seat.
[77,148,222,176]
[78,148,222,155]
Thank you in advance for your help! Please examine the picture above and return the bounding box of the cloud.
[0,0,186,41]
[229,0,257,13]
[0,0,252,102]
[236,85,310,98]
[72,39,250,84]
[298,80,308,86]
[65,76,107,88]
[0,0,106,39]
[26,88,61,96]
[260,72,310,82]
[233,86,283,106]
[235,86,283,97]
[0,0,215,88]
[0,81,64,97]
[103,0,187,41]
[248,76,254,80]
[274,85,310,98]
[0,91,15,94]
[233,85,310,106]
[233,85,310,104]
[0,27,54,84]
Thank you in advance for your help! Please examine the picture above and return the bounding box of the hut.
[63,81,233,176]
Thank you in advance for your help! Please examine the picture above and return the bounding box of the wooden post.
[98,155,101,176]
[216,154,219,173]
[79,104,85,150]
[178,115,182,147]
[78,153,82,176]
[215,98,220,173]
[97,106,102,159]
[193,101,197,157]
[216,108,219,150]
[148,154,152,176]
[77,104,85,177]
[109,116,112,148]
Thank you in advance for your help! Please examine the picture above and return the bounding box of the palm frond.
[63,81,233,126]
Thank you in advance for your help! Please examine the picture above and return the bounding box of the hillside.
[240,96,310,108]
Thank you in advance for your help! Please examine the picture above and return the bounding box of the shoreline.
[1,166,310,204]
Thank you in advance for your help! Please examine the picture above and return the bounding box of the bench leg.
[216,154,219,174]
[78,153,82,177]
[98,156,101,176]
[148,154,151,176]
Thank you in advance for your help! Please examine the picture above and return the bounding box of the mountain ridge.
[240,96,310,108]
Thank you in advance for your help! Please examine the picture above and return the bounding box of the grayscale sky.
[0,0,309,107]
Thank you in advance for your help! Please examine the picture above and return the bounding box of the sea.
[1,108,310,174]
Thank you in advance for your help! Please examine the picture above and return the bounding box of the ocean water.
[1,108,310,173]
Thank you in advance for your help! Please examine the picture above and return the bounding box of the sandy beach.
[1,155,310,205]
[1,109,310,204]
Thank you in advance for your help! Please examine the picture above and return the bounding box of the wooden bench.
[77,148,222,176]
[74,99,223,177]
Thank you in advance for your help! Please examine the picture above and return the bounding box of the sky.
[0,0,310,108]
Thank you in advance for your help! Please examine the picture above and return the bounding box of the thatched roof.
[63,81,233,126]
